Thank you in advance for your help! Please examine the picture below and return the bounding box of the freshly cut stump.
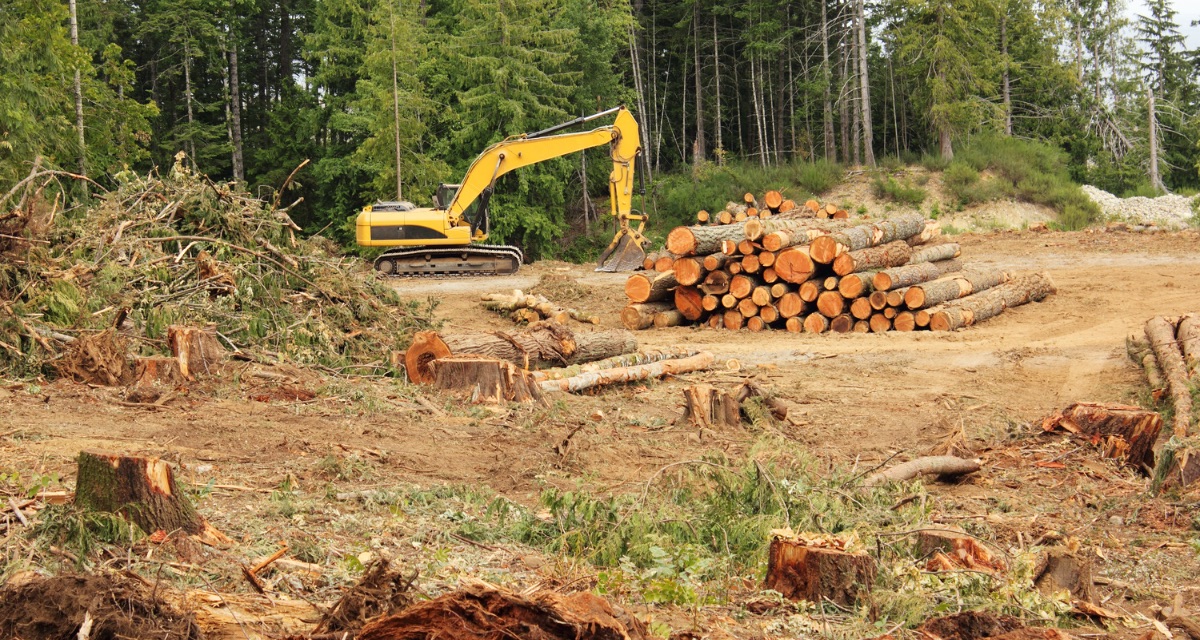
[404,331,452,384]
[167,325,227,379]
[1041,402,1161,471]
[1033,548,1094,603]
[432,356,544,404]
[682,384,741,428]
[75,451,231,546]
[765,536,876,606]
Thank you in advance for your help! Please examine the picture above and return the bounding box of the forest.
[3,0,1199,259]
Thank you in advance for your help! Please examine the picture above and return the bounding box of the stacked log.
[623,206,1056,334]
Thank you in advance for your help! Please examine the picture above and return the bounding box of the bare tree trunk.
[693,7,705,163]
[229,23,245,182]
[681,36,689,165]
[821,0,835,161]
[1148,88,1163,193]
[890,57,899,156]
[627,26,654,182]
[1001,11,1012,136]
[390,10,403,199]
[751,56,767,167]
[69,0,85,181]
[713,14,723,161]
[775,44,786,161]
[735,48,744,156]
[787,5,796,160]
[839,37,850,164]
[184,42,197,162]
[857,0,875,167]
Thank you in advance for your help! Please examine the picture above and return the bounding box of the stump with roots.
[74,451,231,546]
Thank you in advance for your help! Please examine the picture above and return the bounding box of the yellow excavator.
[355,106,648,276]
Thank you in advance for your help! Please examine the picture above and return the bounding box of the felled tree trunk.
[1146,315,1194,437]
[904,268,1011,310]
[532,347,699,381]
[831,240,913,276]
[808,213,926,264]
[625,271,677,303]
[929,272,1055,332]
[1041,402,1161,471]
[872,258,962,292]
[432,356,544,404]
[404,323,637,383]
[863,456,980,487]
[539,351,713,394]
[167,325,226,379]
[1126,335,1165,390]
[1178,313,1200,378]
[621,302,673,330]
[908,242,960,264]
[681,384,741,428]
[1152,437,1200,493]
[666,222,748,256]
[75,451,231,546]
[765,535,877,606]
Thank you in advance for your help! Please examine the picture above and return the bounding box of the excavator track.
[373,245,524,278]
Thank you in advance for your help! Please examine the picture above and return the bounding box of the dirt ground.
[3,227,1200,639]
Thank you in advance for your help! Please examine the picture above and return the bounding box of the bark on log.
[1041,402,1162,471]
[407,323,637,379]
[539,352,714,393]
[702,252,729,272]
[1126,335,1166,390]
[673,257,706,286]
[831,240,913,276]
[167,325,226,380]
[1178,313,1200,378]
[905,268,1011,310]
[872,258,962,292]
[929,273,1055,332]
[532,347,699,381]
[1146,315,1194,437]
[641,253,658,271]
[765,536,877,606]
[666,223,747,256]
[1152,437,1200,492]
[652,310,686,329]
[906,219,943,246]
[625,270,678,303]
[838,272,876,299]
[674,286,705,321]
[909,242,961,264]
[433,356,545,404]
[682,384,741,428]
[816,291,845,318]
[808,213,927,264]
[748,218,848,247]
[75,451,231,546]
[862,456,981,487]
[774,247,815,283]
[621,302,674,330]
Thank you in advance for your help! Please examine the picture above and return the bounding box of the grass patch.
[872,176,927,206]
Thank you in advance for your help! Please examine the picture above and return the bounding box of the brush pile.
[623,195,1055,333]
[0,155,435,381]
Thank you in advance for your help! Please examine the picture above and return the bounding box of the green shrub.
[1056,204,1096,230]
[793,159,843,194]
[652,160,837,230]
[1121,183,1161,198]
[872,176,927,206]
[943,162,980,192]
[920,153,950,172]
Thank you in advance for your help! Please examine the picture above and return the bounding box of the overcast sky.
[1126,0,1200,49]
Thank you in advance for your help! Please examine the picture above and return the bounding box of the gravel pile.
[1082,185,1198,229]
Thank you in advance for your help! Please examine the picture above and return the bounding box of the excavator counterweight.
[356,106,647,276]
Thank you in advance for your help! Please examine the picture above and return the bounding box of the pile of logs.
[623,205,1056,333]
[1127,313,1200,490]
[480,290,598,325]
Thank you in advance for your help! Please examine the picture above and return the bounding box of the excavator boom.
[356,106,647,276]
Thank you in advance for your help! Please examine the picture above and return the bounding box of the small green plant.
[34,504,144,562]
[872,177,927,206]
[929,202,941,219]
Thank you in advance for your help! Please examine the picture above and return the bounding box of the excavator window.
[434,183,461,210]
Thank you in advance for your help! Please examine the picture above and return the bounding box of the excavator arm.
[444,106,647,271]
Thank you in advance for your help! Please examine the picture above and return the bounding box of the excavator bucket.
[596,229,646,272]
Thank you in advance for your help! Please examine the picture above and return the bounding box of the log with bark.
[538,351,714,393]
[904,268,1011,310]
[862,456,981,487]
[928,272,1055,332]
[831,240,913,276]
[432,356,545,404]
[765,534,877,606]
[532,347,699,381]
[808,213,926,264]
[1126,335,1165,390]
[1041,402,1162,471]
[666,222,748,256]
[872,258,962,292]
[908,242,961,264]
[75,451,232,546]
[1146,315,1194,437]
[481,290,599,325]
[625,270,678,303]
[621,302,674,330]
[1178,313,1200,378]
[404,323,637,382]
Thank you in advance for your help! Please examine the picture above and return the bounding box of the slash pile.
[623,196,1055,333]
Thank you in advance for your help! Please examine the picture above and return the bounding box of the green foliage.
[872,177,927,206]
[652,160,837,231]
[33,504,144,562]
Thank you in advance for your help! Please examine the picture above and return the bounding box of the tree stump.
[54,329,132,386]
[1033,547,1094,603]
[74,451,231,546]
[1152,437,1200,492]
[432,356,545,405]
[681,384,741,428]
[132,357,185,388]
[167,325,227,380]
[1041,402,1162,472]
[765,535,877,606]
[919,529,1005,573]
